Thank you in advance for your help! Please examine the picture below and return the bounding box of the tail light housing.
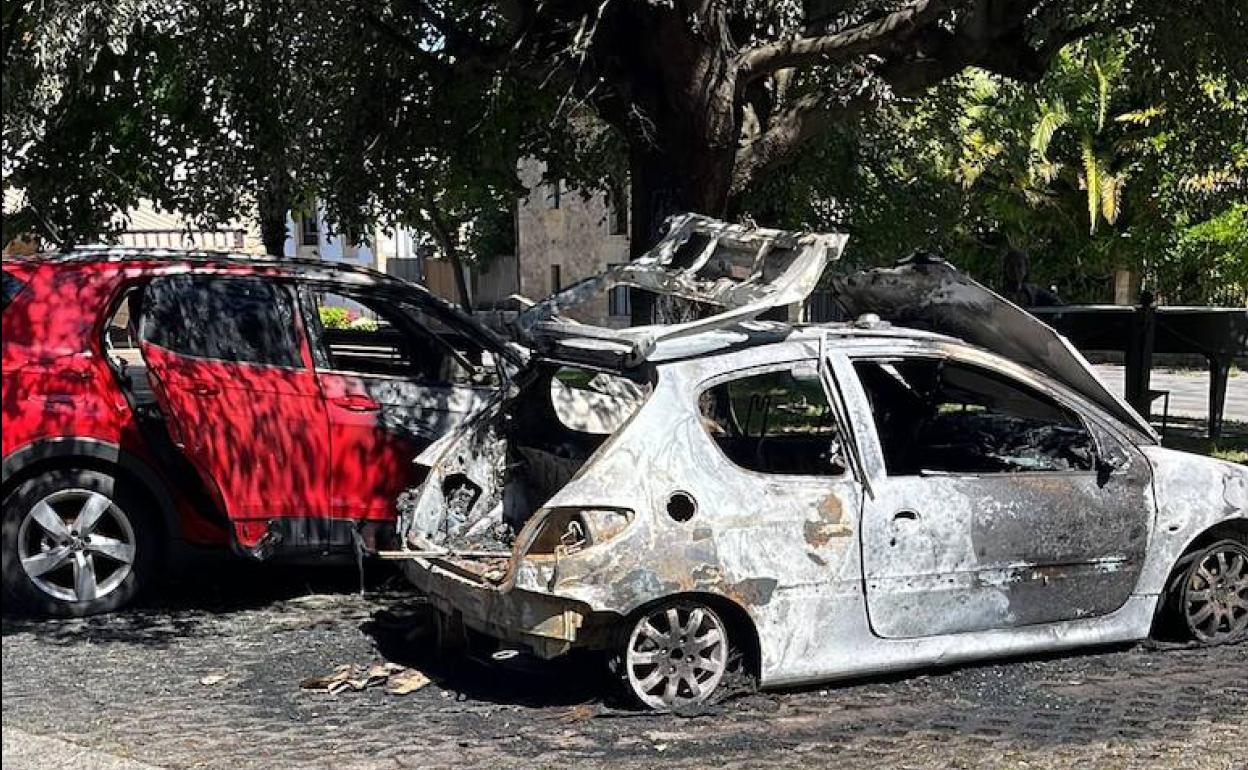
[527,508,633,557]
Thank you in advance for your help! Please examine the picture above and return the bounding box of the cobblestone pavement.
[3,563,1246,770]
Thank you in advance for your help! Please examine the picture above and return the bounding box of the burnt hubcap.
[1184,546,1248,644]
[17,489,136,603]
[626,604,728,711]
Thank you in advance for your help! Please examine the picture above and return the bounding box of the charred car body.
[396,215,1248,711]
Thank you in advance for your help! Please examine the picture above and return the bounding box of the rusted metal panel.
[1133,446,1248,595]
[391,222,1246,696]
[830,341,1155,638]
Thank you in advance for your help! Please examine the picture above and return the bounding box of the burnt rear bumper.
[399,558,615,658]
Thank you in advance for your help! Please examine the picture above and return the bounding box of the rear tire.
[1160,538,1248,645]
[618,600,731,711]
[2,468,159,617]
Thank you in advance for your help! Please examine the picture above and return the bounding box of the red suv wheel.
[2,468,159,616]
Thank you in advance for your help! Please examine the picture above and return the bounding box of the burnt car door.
[299,287,494,522]
[137,274,331,542]
[839,350,1153,639]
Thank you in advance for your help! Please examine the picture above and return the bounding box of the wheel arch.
[1150,517,1248,637]
[2,438,182,547]
[1178,518,1248,553]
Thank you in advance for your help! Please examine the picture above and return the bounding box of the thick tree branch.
[737,0,958,82]
[418,199,474,309]
[731,88,875,195]
[880,8,1134,96]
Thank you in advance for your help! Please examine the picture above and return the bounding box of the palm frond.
[1100,170,1126,225]
[1092,58,1111,132]
[1029,99,1069,160]
[1114,106,1166,125]
[1082,135,1100,233]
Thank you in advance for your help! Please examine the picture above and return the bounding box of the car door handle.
[333,395,380,412]
[189,383,219,397]
[893,510,920,523]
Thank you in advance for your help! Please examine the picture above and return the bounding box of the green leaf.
[1029,99,1069,161]
[1082,135,1101,233]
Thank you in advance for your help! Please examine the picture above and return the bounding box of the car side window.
[141,275,302,368]
[853,357,1095,475]
[698,364,847,476]
[2,270,26,310]
[310,291,476,384]
[312,292,419,377]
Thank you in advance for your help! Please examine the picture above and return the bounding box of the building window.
[608,264,631,317]
[546,179,562,209]
[550,264,562,293]
[301,210,319,247]
[607,187,628,235]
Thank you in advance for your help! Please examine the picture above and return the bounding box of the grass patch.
[1161,420,1248,464]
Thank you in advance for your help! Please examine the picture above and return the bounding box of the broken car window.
[853,358,1095,475]
[699,365,847,476]
[141,275,301,368]
[2,270,26,311]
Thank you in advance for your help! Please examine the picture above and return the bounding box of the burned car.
[393,216,1248,711]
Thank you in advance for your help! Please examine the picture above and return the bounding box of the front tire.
[2,469,158,617]
[1163,538,1248,645]
[621,600,731,711]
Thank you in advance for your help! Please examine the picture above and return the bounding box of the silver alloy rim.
[17,489,136,603]
[626,603,728,711]
[1185,546,1248,643]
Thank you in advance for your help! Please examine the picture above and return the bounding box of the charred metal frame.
[391,218,1246,691]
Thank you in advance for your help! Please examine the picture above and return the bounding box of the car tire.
[617,600,733,711]
[1161,538,1248,645]
[2,468,159,617]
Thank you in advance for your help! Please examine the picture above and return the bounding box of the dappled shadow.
[1,558,405,647]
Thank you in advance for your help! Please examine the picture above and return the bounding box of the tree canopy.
[3,1,1245,304]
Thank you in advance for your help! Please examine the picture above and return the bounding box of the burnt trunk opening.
[400,365,651,581]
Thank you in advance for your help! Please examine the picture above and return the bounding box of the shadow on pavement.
[0,555,405,646]
[360,604,621,709]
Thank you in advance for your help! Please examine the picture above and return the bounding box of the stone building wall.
[515,159,631,327]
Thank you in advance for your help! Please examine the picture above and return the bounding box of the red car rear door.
[137,274,330,546]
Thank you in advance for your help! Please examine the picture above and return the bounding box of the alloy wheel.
[16,489,137,604]
[625,602,729,710]
[1183,543,1248,644]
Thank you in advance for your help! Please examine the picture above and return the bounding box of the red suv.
[2,250,518,616]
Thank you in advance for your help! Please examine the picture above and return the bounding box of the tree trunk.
[257,172,290,257]
[627,146,734,324]
[447,249,474,311]
[422,205,474,310]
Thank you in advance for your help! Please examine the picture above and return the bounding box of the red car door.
[302,289,493,522]
[137,274,330,547]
